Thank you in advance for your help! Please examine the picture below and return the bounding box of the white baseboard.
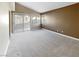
[0,55,5,57]
[44,29,79,41]
[3,40,10,57]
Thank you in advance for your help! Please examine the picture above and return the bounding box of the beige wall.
[15,3,39,15]
[41,3,79,38]
[15,2,40,20]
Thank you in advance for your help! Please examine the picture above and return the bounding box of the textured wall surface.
[42,3,79,38]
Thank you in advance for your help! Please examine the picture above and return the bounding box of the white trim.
[0,40,10,57]
[4,40,10,57]
[43,29,79,41]
[0,55,5,57]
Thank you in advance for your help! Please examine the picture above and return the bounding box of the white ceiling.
[18,2,76,13]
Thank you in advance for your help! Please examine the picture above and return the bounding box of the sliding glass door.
[13,13,41,33]
[24,15,30,31]
[13,13,31,33]
[13,14,23,33]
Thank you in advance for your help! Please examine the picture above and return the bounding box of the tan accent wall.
[41,3,79,38]
[15,3,40,17]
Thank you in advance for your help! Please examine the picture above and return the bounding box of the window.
[14,15,23,24]
[24,15,30,23]
[32,17,37,24]
[32,16,40,25]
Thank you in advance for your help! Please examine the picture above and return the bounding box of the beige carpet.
[6,29,79,57]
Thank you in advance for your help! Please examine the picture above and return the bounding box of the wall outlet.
[61,30,64,33]
[57,30,58,32]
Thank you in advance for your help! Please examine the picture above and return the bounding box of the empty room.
[0,2,79,57]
